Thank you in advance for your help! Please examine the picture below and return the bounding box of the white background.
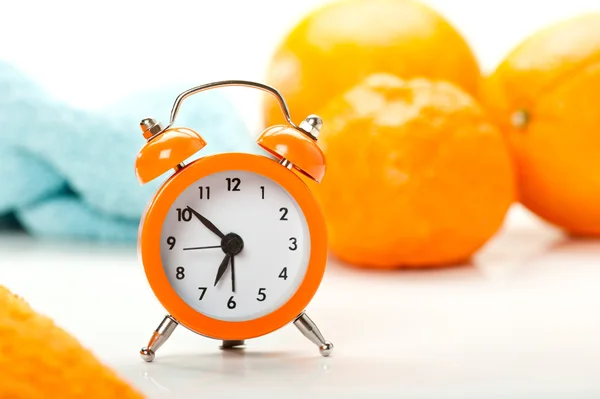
[1,0,599,131]
[1,1,600,398]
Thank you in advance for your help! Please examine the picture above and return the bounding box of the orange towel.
[0,286,144,399]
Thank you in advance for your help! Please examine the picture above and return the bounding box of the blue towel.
[0,61,261,242]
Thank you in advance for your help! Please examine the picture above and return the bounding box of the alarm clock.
[135,80,333,362]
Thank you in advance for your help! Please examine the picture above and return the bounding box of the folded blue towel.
[0,61,260,242]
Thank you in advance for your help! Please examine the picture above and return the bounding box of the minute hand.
[186,206,225,239]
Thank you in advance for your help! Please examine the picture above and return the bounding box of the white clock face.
[159,170,310,322]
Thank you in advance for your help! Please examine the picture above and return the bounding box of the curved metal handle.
[164,80,299,131]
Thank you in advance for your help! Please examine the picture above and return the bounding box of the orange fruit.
[481,13,600,236]
[264,0,480,127]
[0,286,143,399]
[314,74,515,268]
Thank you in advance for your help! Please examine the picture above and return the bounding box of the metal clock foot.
[220,340,246,350]
[294,312,334,357]
[140,315,179,362]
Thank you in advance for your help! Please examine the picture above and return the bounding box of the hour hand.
[187,206,225,239]
[214,253,232,287]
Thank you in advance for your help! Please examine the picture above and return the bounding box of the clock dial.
[160,170,310,322]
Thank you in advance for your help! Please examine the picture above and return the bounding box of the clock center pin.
[221,233,244,255]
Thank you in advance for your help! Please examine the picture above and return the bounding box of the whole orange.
[264,0,480,126]
[481,13,600,236]
[315,74,515,268]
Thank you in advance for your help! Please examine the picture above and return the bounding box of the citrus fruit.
[481,13,600,236]
[314,74,515,268]
[0,286,143,399]
[264,0,480,127]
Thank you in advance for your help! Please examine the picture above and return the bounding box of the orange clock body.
[139,153,328,340]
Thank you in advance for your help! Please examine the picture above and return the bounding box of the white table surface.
[0,205,599,398]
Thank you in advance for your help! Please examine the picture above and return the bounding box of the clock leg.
[140,315,179,362]
[220,340,246,350]
[293,312,334,357]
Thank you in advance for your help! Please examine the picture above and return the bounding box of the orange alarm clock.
[135,81,333,362]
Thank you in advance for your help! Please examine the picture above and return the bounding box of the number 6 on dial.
[134,80,333,363]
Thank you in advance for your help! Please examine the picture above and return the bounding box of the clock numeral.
[176,267,185,280]
[257,288,267,302]
[198,287,207,300]
[167,236,176,250]
[227,296,237,309]
[260,186,265,199]
[279,207,289,221]
[176,208,192,222]
[198,186,210,199]
[279,267,288,280]
[226,177,241,191]
[289,237,298,251]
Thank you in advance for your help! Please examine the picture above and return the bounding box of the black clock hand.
[182,245,221,251]
[186,206,225,239]
[214,253,232,287]
[231,256,236,293]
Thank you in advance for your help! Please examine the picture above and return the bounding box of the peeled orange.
[481,13,600,236]
[265,0,480,126]
[314,74,515,268]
